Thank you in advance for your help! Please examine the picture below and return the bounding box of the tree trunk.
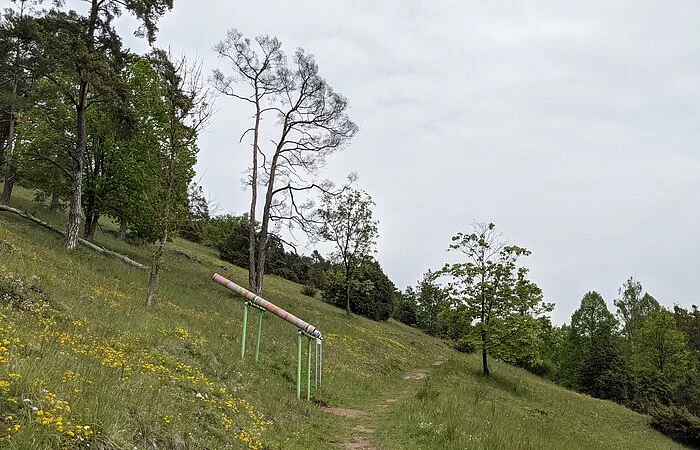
[0,204,148,269]
[84,213,99,240]
[146,108,177,307]
[248,92,261,293]
[481,329,490,376]
[117,221,127,241]
[1,96,16,205]
[49,192,61,211]
[1,165,16,205]
[254,146,284,295]
[83,186,98,239]
[67,0,98,250]
[66,81,88,250]
[345,266,351,315]
[145,231,166,307]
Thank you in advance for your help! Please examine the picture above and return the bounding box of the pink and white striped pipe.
[212,273,322,339]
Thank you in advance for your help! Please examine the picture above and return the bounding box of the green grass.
[378,357,680,449]
[0,185,684,449]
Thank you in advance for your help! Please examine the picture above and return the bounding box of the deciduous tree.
[0,0,43,203]
[634,309,690,385]
[145,49,211,307]
[41,0,173,249]
[614,277,660,353]
[319,189,378,315]
[442,222,553,376]
[213,29,358,294]
[415,269,450,335]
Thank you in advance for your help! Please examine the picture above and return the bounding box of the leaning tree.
[213,29,358,294]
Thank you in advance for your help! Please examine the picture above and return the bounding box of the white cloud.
[99,0,700,322]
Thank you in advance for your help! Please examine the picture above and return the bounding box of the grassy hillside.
[0,186,683,449]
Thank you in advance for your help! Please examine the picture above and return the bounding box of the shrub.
[650,404,700,447]
[301,285,317,297]
[322,260,395,321]
[455,336,476,354]
[392,295,417,326]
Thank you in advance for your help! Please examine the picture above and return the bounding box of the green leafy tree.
[415,269,451,335]
[215,214,252,266]
[614,277,660,353]
[633,309,691,386]
[674,305,700,354]
[319,189,378,315]
[436,303,475,352]
[0,0,44,203]
[306,250,330,291]
[557,292,626,399]
[15,56,169,242]
[442,222,553,376]
[13,76,74,206]
[117,56,175,241]
[179,182,210,242]
[323,258,395,321]
[145,49,211,307]
[40,0,173,249]
[392,286,418,326]
[571,291,618,339]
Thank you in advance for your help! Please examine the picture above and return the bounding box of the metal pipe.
[296,332,302,400]
[213,273,322,339]
[306,335,312,401]
[241,302,248,358]
[255,309,263,362]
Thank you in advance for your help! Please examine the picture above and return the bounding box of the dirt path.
[321,360,446,449]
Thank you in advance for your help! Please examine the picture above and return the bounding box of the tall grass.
[0,186,682,449]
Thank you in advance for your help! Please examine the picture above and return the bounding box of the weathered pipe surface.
[212,273,322,339]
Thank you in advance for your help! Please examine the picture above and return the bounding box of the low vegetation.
[0,187,683,449]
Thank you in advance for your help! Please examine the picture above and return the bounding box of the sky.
[63,0,700,323]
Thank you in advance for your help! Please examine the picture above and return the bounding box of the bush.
[455,336,476,354]
[301,285,317,297]
[322,260,395,321]
[650,404,700,447]
[392,295,417,326]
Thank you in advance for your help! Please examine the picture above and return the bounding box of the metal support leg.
[307,336,312,401]
[255,309,263,362]
[241,302,249,359]
[297,331,302,400]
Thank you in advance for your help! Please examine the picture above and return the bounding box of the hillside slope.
[0,187,682,449]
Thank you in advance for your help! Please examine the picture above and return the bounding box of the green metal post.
[255,309,263,362]
[297,332,302,399]
[307,335,312,401]
[241,302,249,359]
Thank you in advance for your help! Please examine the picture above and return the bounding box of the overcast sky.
[105,0,700,323]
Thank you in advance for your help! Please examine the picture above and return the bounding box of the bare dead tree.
[213,29,358,294]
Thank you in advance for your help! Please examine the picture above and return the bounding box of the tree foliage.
[414,269,451,335]
[441,222,553,376]
[144,49,212,307]
[319,189,378,315]
[323,258,395,321]
[614,276,660,352]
